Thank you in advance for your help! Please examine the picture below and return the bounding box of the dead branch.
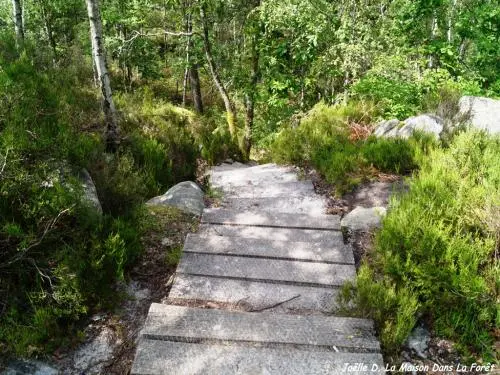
[0,207,72,269]
[123,29,195,45]
[249,294,301,312]
[0,147,10,177]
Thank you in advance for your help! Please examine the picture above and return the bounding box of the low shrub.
[0,44,201,358]
[115,91,199,197]
[362,137,416,174]
[271,102,435,195]
[343,130,499,361]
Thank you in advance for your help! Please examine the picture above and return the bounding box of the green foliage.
[351,56,484,119]
[165,246,183,267]
[344,131,500,360]
[0,40,199,358]
[1,0,499,365]
[189,109,243,164]
[339,266,419,351]
[362,137,416,174]
[113,90,200,198]
[271,102,434,195]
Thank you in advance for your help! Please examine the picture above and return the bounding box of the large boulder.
[459,96,500,134]
[147,181,204,216]
[373,119,400,137]
[374,114,444,140]
[398,114,443,139]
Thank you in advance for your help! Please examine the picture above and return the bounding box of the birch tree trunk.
[85,0,120,151]
[428,12,438,68]
[12,0,24,47]
[182,13,192,107]
[200,1,236,137]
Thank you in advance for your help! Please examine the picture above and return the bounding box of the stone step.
[202,208,340,230]
[217,181,315,198]
[131,340,385,375]
[220,196,327,215]
[177,253,356,287]
[140,304,380,351]
[211,163,293,175]
[198,223,343,243]
[168,274,341,313]
[184,234,354,264]
[210,166,299,188]
[211,162,251,173]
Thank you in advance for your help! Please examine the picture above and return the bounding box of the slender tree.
[189,63,204,114]
[85,0,120,151]
[37,0,57,62]
[185,7,203,114]
[199,0,236,137]
[181,9,191,107]
[12,0,24,47]
[243,0,261,157]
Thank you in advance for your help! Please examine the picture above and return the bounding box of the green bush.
[344,130,500,360]
[271,102,434,195]
[352,74,421,119]
[362,137,416,174]
[351,54,484,120]
[116,91,199,196]
[0,43,199,358]
[189,109,243,165]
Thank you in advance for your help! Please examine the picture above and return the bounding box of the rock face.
[79,169,102,214]
[459,96,500,134]
[398,114,443,139]
[341,206,387,232]
[41,164,102,215]
[406,326,431,359]
[147,181,204,216]
[2,360,58,375]
[374,115,443,139]
[374,119,400,137]
[70,327,119,375]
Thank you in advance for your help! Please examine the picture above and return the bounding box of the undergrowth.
[0,43,222,359]
[340,130,500,362]
[271,101,437,195]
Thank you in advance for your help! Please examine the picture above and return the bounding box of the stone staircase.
[131,163,384,374]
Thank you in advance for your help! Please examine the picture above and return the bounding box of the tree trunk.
[200,1,236,137]
[242,0,261,158]
[447,0,457,43]
[189,65,204,114]
[38,0,57,63]
[428,12,438,68]
[182,13,192,107]
[12,0,24,47]
[85,0,120,151]
[243,33,259,158]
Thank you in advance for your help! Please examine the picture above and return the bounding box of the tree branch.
[0,208,72,269]
[0,147,10,177]
[123,29,196,45]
